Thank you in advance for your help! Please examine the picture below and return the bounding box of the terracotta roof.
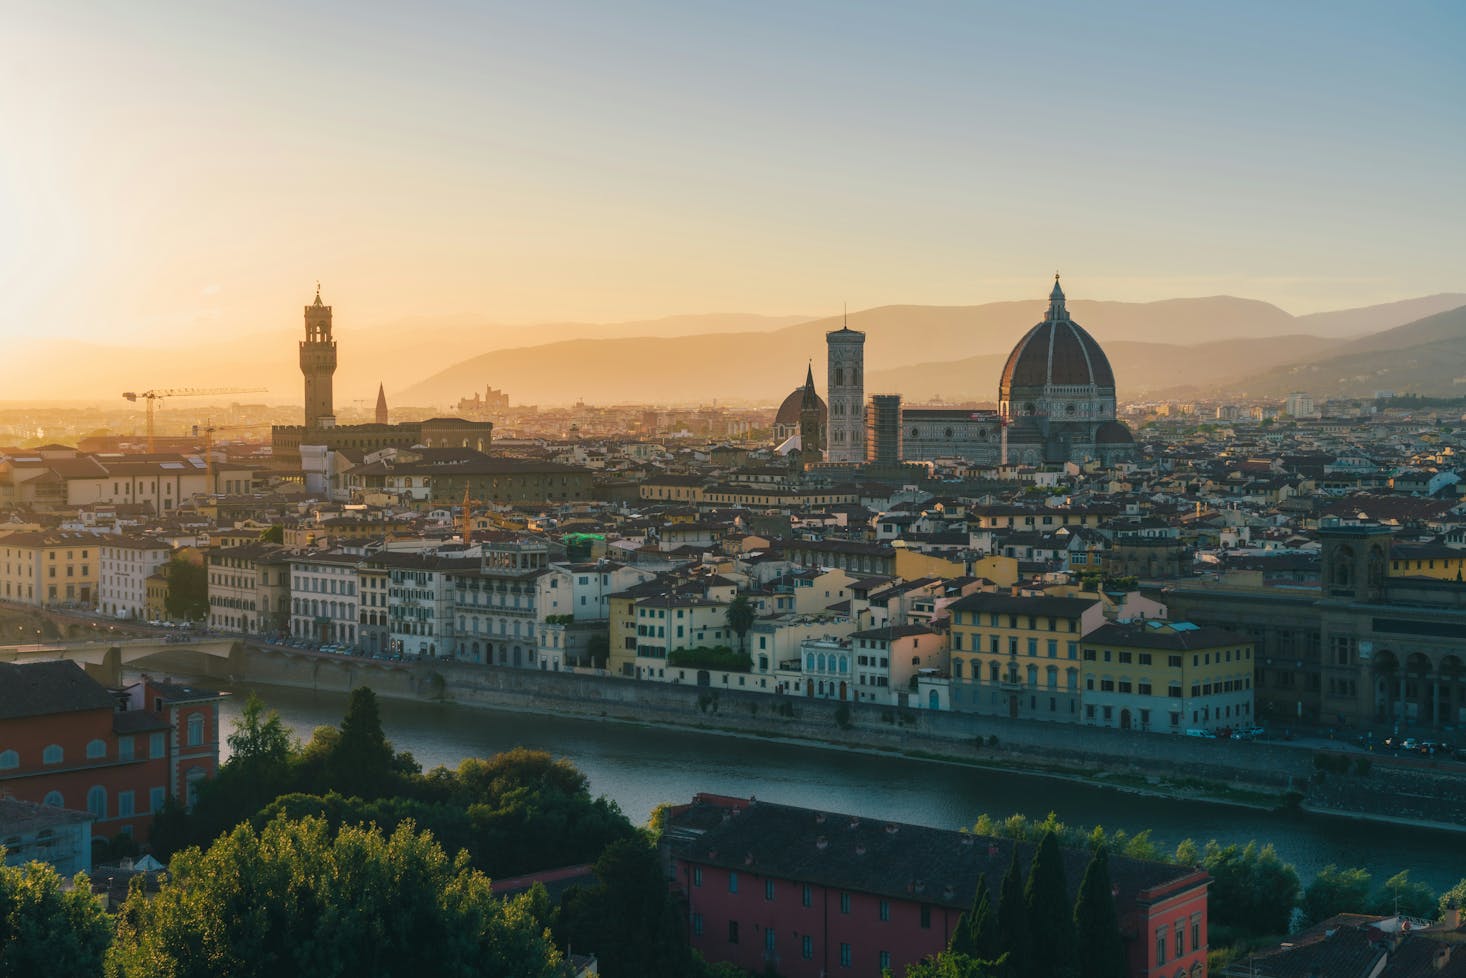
[0,661,116,720]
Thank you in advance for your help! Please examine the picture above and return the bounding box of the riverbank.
[152,644,1466,837]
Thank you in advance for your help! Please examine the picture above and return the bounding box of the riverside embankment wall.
[151,645,1466,830]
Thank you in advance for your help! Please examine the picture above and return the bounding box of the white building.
[98,536,172,619]
[288,552,361,645]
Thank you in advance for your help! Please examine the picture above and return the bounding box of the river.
[207,679,1465,891]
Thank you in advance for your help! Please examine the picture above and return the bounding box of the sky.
[1,0,1463,346]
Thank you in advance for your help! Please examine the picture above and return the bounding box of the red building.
[663,794,1210,978]
[0,661,223,847]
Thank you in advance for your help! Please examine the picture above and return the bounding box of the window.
[43,791,63,808]
[728,921,739,944]
[692,912,704,936]
[802,935,814,960]
[0,749,17,770]
[920,904,931,929]
[150,787,166,813]
[693,867,703,887]
[118,791,136,818]
[802,884,812,907]
[86,739,106,759]
[1156,927,1167,965]
[840,891,851,914]
[43,744,63,765]
[880,951,892,971]
[150,732,166,759]
[765,879,775,901]
[187,714,204,747]
[118,736,134,762]
[840,943,852,967]
[1176,922,1185,956]
[729,871,738,893]
[1191,915,1202,952]
[765,929,776,954]
[87,786,107,819]
[879,898,890,921]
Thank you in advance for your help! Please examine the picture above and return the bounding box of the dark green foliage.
[586,632,610,668]
[556,837,693,978]
[995,851,1030,978]
[950,874,998,962]
[1300,864,1372,925]
[895,952,1002,977]
[163,557,207,621]
[1024,831,1078,978]
[667,645,753,672]
[1201,841,1299,936]
[1440,878,1466,919]
[725,595,756,652]
[1367,871,1437,919]
[1073,847,1125,978]
[0,860,112,978]
[105,815,565,978]
[257,525,284,544]
[326,687,399,797]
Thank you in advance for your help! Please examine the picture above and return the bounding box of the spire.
[805,360,816,391]
[313,281,324,306]
[1047,272,1067,320]
[375,382,388,425]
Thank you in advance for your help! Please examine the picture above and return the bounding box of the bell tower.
[300,283,337,430]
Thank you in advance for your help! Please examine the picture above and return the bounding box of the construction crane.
[192,421,274,494]
[122,387,267,452]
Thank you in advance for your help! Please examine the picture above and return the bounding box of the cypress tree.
[1074,846,1126,978]
[995,850,1031,978]
[1024,830,1079,978]
[952,873,998,959]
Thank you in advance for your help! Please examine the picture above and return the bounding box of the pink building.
[663,794,1210,978]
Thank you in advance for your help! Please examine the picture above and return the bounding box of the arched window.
[0,749,18,770]
[1026,665,1038,687]
[87,786,107,819]
[43,790,63,808]
[839,656,848,674]
[817,653,827,672]
[86,739,106,760]
[43,744,63,765]
[806,653,815,671]
[1046,666,1059,689]
[835,367,844,386]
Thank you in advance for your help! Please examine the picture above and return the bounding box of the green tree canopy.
[1024,831,1078,978]
[0,859,112,978]
[1201,841,1299,936]
[995,850,1030,978]
[894,952,1001,978]
[257,525,284,544]
[725,594,756,652]
[950,873,998,963]
[1367,870,1437,920]
[163,556,207,621]
[556,837,693,978]
[1073,846,1126,978]
[1300,864,1372,926]
[106,815,565,978]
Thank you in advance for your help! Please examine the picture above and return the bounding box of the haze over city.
[3,0,1463,370]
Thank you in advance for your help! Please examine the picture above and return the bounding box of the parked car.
[1184,728,1216,739]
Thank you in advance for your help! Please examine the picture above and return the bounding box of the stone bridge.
[0,637,241,686]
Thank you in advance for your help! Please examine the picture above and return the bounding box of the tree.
[1300,865,1372,926]
[895,952,1001,978]
[257,525,284,544]
[163,556,207,621]
[951,874,998,962]
[1024,831,1078,978]
[1201,841,1299,936]
[105,815,565,978]
[995,850,1030,978]
[556,837,693,978]
[0,859,112,978]
[1439,877,1466,920]
[725,594,755,653]
[320,686,408,799]
[1073,846,1125,978]
[1367,870,1436,920]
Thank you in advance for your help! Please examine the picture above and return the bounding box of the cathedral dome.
[1095,420,1135,445]
[999,278,1115,396]
[774,384,825,428]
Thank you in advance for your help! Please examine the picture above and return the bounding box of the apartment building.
[1080,621,1256,733]
[0,530,99,607]
[98,535,172,619]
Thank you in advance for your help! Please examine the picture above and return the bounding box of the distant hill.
[4,312,809,407]
[397,295,1382,406]
[864,335,1340,402]
[1206,305,1466,400]
[1293,293,1466,338]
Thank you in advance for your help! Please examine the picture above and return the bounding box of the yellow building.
[1388,543,1466,582]
[947,592,1106,721]
[1080,621,1254,734]
[145,571,170,621]
[0,531,100,608]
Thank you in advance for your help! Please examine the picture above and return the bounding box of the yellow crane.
[123,387,267,452]
[192,420,274,494]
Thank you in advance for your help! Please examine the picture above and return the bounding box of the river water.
[208,680,1465,891]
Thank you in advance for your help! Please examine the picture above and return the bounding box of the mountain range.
[10,294,1466,408]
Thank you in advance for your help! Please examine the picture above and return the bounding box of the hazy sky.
[2,1,1463,345]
